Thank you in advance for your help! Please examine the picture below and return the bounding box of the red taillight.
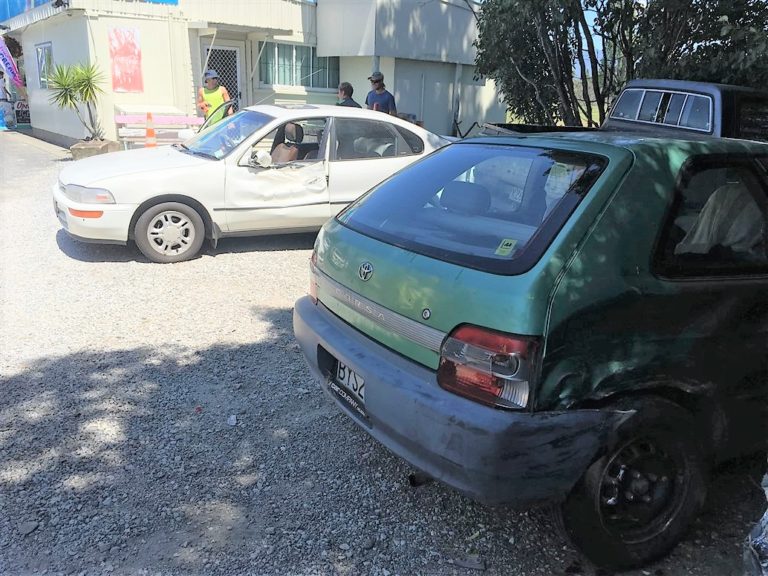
[309,249,318,304]
[437,325,538,409]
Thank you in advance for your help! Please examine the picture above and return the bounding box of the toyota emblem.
[358,262,374,282]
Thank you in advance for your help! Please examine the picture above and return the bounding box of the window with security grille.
[205,47,240,111]
[259,42,339,89]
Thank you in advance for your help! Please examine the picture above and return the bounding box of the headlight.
[63,184,115,204]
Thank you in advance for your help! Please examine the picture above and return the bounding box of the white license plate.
[330,361,366,418]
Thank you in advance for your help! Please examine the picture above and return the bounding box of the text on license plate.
[330,362,366,419]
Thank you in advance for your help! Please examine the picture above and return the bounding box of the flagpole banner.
[0,36,24,89]
[109,28,143,93]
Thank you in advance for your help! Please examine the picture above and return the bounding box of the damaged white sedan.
[53,104,447,263]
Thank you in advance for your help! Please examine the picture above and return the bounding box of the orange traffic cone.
[145,112,157,148]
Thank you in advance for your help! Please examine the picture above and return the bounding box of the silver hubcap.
[146,210,196,256]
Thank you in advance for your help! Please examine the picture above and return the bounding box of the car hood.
[59,146,210,187]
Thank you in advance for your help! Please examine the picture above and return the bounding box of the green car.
[293,127,768,570]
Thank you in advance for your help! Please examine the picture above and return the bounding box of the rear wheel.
[134,202,205,263]
[558,397,707,571]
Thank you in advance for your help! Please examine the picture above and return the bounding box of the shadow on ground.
[55,229,317,264]
[0,302,763,575]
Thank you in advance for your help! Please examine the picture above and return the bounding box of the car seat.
[440,181,491,215]
[675,182,764,258]
[271,123,304,163]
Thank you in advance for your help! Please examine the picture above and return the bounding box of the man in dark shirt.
[365,71,397,115]
[337,82,361,108]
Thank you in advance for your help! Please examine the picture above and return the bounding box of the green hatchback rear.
[293,131,768,570]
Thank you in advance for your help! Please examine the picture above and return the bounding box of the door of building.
[202,43,243,110]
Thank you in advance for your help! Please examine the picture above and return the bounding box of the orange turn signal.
[68,208,104,218]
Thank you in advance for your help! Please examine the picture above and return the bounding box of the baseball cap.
[368,71,384,82]
[204,70,219,80]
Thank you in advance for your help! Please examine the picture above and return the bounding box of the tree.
[475,0,768,126]
[47,63,105,140]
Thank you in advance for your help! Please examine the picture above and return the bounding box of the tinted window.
[338,144,607,274]
[679,95,712,131]
[739,99,768,143]
[638,91,663,122]
[395,125,424,154]
[334,118,403,160]
[656,161,768,277]
[611,89,643,120]
[663,93,686,125]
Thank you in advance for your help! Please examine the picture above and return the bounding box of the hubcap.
[598,438,687,544]
[146,210,196,256]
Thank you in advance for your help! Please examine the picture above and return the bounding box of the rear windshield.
[337,144,607,274]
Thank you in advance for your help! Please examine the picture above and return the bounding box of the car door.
[224,117,330,233]
[650,155,768,458]
[327,117,426,216]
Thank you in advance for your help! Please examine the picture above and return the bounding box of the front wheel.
[134,202,205,263]
[558,397,707,571]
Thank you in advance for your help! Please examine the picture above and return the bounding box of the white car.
[53,104,448,263]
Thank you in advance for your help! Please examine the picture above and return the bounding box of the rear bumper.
[293,296,626,507]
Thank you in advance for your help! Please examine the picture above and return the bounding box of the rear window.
[337,144,607,274]
[610,88,713,132]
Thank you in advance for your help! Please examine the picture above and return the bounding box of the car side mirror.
[250,149,273,169]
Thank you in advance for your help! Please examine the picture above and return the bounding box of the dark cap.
[204,70,219,80]
[368,71,384,82]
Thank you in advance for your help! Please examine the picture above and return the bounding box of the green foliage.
[47,63,106,140]
[475,0,768,126]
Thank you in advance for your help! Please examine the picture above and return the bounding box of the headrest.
[441,181,491,215]
[284,123,304,144]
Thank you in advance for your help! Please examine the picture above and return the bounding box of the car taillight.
[309,249,318,304]
[437,325,538,409]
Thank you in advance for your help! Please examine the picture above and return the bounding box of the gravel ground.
[0,130,764,576]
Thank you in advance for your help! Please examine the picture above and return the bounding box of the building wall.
[316,0,377,56]
[21,13,91,141]
[394,58,456,135]
[84,13,193,140]
[458,67,506,136]
[317,0,480,65]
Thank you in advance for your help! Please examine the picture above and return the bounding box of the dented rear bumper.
[293,296,629,507]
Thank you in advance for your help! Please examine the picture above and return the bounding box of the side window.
[333,118,402,160]
[251,117,327,164]
[610,89,643,120]
[656,161,768,277]
[394,126,424,155]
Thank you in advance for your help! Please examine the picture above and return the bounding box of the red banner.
[109,28,143,93]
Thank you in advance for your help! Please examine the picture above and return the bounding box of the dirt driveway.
[0,130,764,576]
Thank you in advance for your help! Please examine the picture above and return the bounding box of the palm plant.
[47,63,105,140]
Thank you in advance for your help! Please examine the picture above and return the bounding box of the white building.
[1,0,505,145]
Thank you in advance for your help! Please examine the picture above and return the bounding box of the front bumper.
[52,182,133,243]
[293,296,626,507]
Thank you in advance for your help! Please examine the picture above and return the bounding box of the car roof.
[246,103,431,128]
[624,78,768,99]
[459,130,768,155]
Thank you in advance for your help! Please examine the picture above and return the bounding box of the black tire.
[557,396,707,571]
[134,202,205,263]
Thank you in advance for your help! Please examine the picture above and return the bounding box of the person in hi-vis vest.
[197,70,232,126]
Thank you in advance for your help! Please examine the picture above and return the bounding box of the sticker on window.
[495,238,517,256]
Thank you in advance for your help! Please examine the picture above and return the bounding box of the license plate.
[329,361,366,419]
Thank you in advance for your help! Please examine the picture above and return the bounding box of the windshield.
[183,110,274,160]
[338,143,607,274]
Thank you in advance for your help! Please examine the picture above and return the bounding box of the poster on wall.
[108,28,143,93]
